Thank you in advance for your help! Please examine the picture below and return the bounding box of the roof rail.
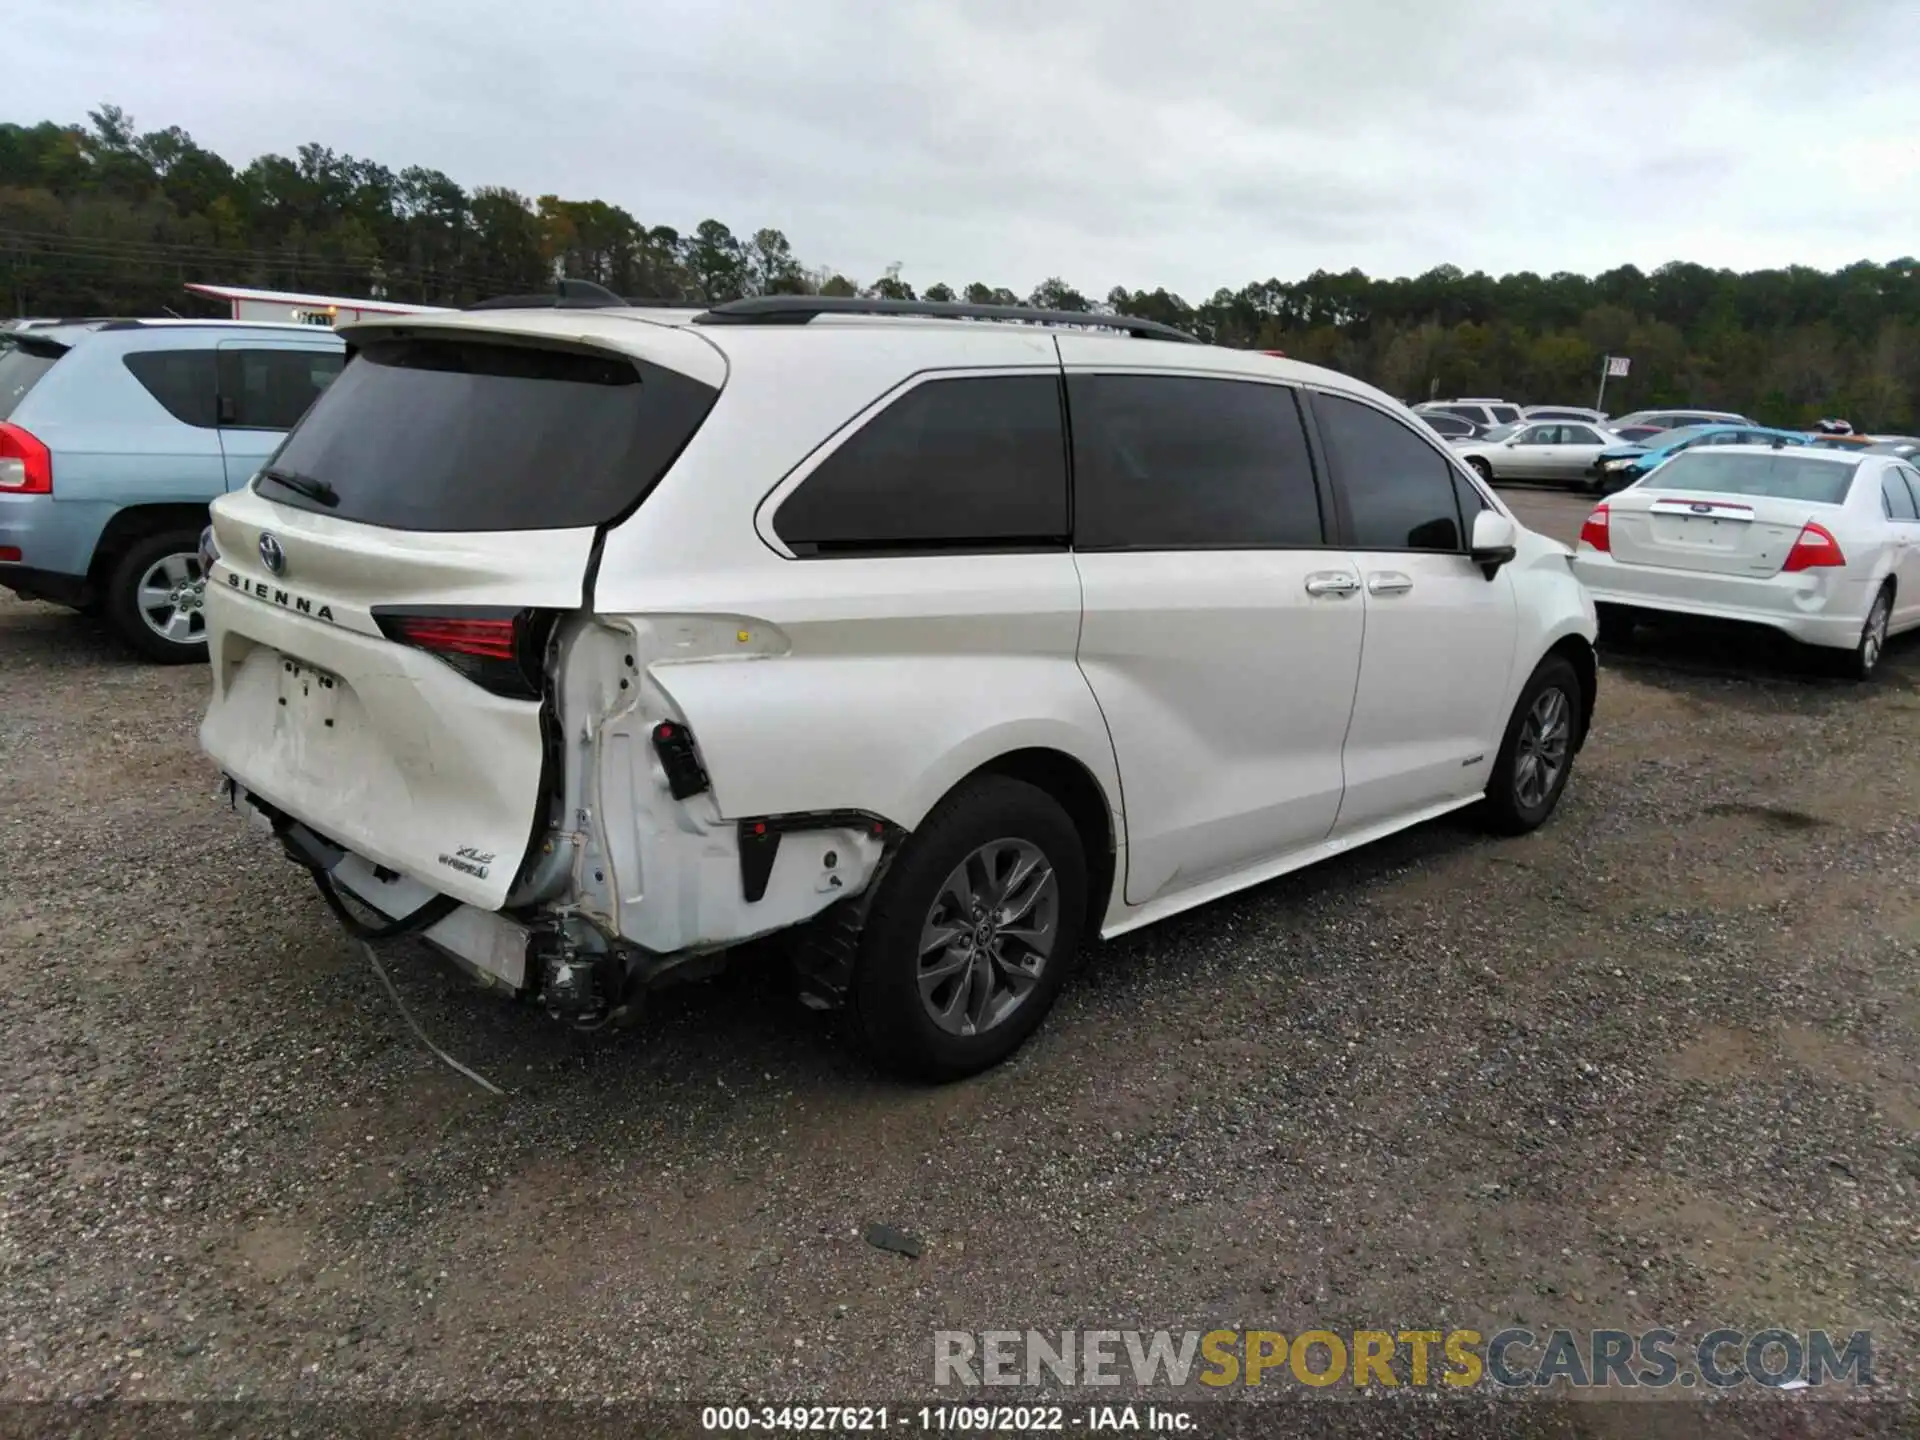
[464,278,627,311]
[692,295,1203,343]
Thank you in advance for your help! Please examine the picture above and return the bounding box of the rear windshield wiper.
[259,466,339,507]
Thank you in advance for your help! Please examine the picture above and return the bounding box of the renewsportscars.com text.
[934,1327,1873,1391]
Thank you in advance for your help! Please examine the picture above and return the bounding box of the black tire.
[1834,584,1892,682]
[1595,604,1636,645]
[849,776,1087,1082]
[1466,456,1494,484]
[104,529,210,665]
[1480,654,1583,836]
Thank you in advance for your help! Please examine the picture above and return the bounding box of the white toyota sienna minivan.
[198,286,1599,1080]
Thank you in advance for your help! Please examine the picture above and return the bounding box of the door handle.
[1304,572,1360,597]
[1367,572,1414,594]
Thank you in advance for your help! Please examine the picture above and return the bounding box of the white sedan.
[1571,445,1920,678]
[1453,420,1627,490]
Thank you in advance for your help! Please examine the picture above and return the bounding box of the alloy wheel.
[1513,686,1571,810]
[135,551,208,646]
[916,838,1060,1037]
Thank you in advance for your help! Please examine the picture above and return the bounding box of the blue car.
[1589,423,1808,494]
[0,320,345,660]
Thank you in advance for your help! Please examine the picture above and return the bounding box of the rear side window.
[1488,405,1522,424]
[124,350,219,428]
[0,338,65,421]
[1314,393,1465,551]
[1068,374,1323,549]
[260,338,719,532]
[219,349,344,430]
[1882,471,1918,520]
[774,375,1067,555]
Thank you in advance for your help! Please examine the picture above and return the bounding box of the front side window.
[1068,373,1323,549]
[124,349,219,428]
[774,374,1068,555]
[1315,393,1465,552]
[218,348,345,430]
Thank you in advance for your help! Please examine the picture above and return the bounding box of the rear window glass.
[0,339,64,421]
[258,338,719,532]
[1642,450,1860,504]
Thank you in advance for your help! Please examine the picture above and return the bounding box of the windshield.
[0,336,67,421]
[1481,422,1521,442]
[1640,450,1860,504]
[258,337,720,532]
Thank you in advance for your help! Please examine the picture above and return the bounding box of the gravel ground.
[2,488,1917,1434]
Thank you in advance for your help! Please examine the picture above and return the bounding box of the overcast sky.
[9,0,1918,299]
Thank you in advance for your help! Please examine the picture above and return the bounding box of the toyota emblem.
[258,532,286,575]
[1690,503,1712,514]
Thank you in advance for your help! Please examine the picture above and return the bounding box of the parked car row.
[1437,406,1920,497]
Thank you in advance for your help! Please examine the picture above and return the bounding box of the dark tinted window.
[259,338,718,532]
[1881,471,1918,520]
[219,348,344,430]
[1420,411,1472,437]
[124,349,218,428]
[1316,393,1465,551]
[775,375,1066,554]
[1069,375,1323,549]
[1487,405,1522,424]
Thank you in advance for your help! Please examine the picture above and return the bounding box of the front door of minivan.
[214,341,345,489]
[1308,390,1518,834]
[1060,353,1363,907]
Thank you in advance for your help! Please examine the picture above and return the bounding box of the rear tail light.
[374,608,552,699]
[0,422,52,494]
[1578,504,1610,552]
[1780,521,1846,573]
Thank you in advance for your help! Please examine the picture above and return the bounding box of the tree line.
[4,106,1918,429]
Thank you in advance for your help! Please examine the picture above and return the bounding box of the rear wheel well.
[87,504,211,597]
[962,748,1118,932]
[1546,634,1598,750]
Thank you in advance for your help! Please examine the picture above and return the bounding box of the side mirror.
[1470,510,1517,577]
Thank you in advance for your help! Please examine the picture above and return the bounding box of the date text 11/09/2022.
[702,1407,1193,1432]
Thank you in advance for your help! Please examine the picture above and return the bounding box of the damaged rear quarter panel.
[636,553,1122,838]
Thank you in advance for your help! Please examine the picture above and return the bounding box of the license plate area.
[276,654,341,729]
